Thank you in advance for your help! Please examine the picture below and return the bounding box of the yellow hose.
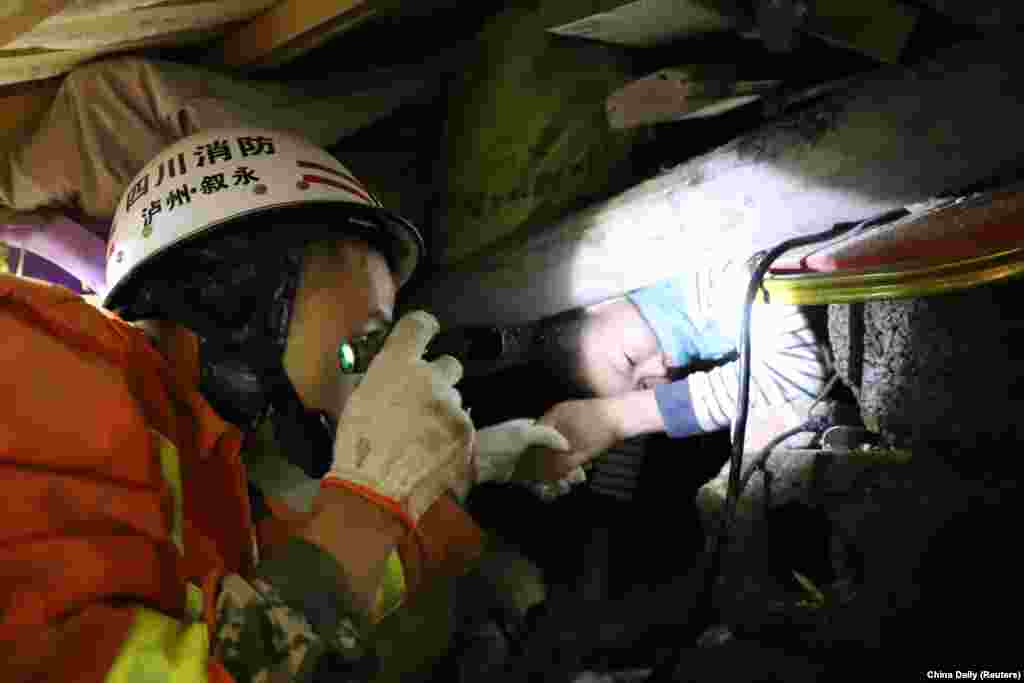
[759,248,1024,305]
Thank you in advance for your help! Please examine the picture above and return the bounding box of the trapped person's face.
[577,298,672,397]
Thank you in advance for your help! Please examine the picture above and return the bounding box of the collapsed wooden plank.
[5,0,277,50]
[0,1,278,86]
[216,0,374,68]
[547,0,918,63]
[546,0,740,47]
[607,65,780,128]
[405,37,1024,326]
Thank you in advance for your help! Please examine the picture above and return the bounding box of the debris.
[607,66,780,129]
[547,0,739,48]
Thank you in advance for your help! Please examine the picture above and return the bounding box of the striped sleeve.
[686,303,828,436]
[635,256,828,442]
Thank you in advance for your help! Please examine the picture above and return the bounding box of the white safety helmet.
[102,127,424,312]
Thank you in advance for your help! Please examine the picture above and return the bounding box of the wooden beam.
[607,66,780,128]
[404,37,1024,327]
[4,0,278,50]
[216,0,375,68]
[240,5,375,70]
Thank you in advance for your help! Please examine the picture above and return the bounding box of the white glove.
[326,310,475,526]
[473,418,571,485]
[456,418,586,503]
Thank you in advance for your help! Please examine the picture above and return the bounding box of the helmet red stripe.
[300,174,373,204]
[297,160,360,185]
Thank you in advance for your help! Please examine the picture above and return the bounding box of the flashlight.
[337,322,514,375]
[337,325,392,374]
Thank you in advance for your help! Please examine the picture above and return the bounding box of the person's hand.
[326,310,475,527]
[514,398,624,482]
[449,418,570,502]
[525,465,587,502]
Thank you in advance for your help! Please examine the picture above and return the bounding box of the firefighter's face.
[283,237,398,419]
[577,298,672,397]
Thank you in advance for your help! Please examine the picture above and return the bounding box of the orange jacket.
[0,274,482,682]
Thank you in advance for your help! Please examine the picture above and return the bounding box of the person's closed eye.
[632,352,670,391]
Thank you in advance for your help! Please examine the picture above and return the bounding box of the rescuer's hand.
[326,310,475,527]
[459,418,570,496]
[515,398,623,482]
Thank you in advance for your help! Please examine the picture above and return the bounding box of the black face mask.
[197,248,335,478]
[190,245,302,427]
[134,239,335,479]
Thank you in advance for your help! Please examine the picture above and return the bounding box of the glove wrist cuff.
[321,476,418,533]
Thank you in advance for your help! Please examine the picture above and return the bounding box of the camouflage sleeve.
[212,538,380,683]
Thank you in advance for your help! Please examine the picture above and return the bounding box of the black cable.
[738,422,818,496]
[647,208,907,683]
[714,210,906,569]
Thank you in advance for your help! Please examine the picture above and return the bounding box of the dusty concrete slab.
[408,36,1024,326]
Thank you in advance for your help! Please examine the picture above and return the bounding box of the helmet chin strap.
[199,335,334,478]
[257,344,335,479]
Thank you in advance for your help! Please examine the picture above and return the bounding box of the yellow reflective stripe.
[185,583,205,624]
[105,608,210,683]
[151,429,185,555]
[373,550,406,623]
